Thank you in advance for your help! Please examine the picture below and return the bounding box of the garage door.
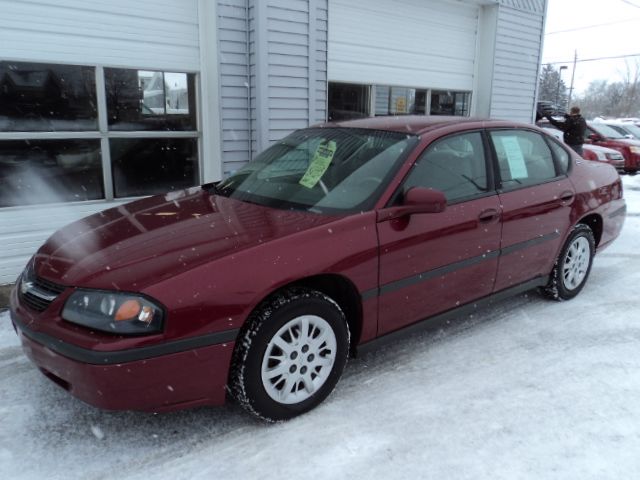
[328,0,479,91]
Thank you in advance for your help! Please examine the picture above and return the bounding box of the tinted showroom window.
[0,140,103,207]
[111,138,198,198]
[105,69,196,131]
[0,61,199,207]
[0,61,97,132]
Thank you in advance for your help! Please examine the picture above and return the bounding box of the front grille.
[20,275,66,312]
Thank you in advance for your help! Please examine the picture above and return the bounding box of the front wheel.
[543,224,595,300]
[229,287,350,421]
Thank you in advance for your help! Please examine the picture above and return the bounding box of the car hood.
[34,187,337,290]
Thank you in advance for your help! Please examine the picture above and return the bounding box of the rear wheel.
[543,224,595,300]
[229,287,350,421]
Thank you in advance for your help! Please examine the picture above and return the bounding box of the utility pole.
[568,50,578,107]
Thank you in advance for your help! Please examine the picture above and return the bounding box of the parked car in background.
[582,144,626,172]
[600,121,640,140]
[10,116,626,421]
[585,121,640,174]
[540,124,625,172]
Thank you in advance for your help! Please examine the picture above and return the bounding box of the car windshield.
[213,128,416,214]
[592,123,625,139]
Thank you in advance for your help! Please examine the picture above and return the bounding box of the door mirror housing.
[588,133,603,142]
[378,187,447,221]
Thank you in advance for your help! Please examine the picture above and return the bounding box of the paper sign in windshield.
[299,140,337,189]
[498,136,527,179]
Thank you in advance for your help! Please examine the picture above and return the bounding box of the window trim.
[0,61,201,206]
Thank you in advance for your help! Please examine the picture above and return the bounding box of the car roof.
[319,115,534,135]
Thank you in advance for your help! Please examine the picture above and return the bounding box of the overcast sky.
[542,0,640,95]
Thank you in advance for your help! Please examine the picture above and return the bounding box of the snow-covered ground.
[2,175,640,480]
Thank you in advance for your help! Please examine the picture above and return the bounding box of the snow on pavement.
[1,175,640,480]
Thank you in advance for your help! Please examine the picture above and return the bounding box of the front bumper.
[10,293,237,412]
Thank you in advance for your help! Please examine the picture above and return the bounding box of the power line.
[544,53,640,65]
[546,17,640,35]
[620,0,640,9]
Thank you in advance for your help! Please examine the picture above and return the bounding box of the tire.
[543,224,595,301]
[229,287,350,422]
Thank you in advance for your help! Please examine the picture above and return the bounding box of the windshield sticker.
[299,140,337,189]
[499,136,528,178]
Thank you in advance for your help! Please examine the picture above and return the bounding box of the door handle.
[559,190,575,205]
[478,208,500,224]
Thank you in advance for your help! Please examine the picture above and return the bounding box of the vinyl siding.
[218,0,328,174]
[489,3,546,122]
[218,0,252,175]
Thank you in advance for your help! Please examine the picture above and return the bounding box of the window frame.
[0,61,201,209]
[328,82,472,119]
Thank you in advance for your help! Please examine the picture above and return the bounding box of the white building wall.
[252,0,329,154]
[489,0,547,122]
[218,0,252,175]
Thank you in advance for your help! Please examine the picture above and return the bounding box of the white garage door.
[328,0,479,91]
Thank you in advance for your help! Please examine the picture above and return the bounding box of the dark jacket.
[547,114,587,146]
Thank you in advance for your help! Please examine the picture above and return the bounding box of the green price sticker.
[299,140,337,189]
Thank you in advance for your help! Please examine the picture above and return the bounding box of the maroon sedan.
[10,116,626,421]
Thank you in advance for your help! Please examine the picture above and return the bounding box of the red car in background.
[10,116,626,421]
[540,124,625,172]
[585,121,640,174]
[582,144,626,172]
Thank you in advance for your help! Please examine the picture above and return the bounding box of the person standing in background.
[546,106,587,155]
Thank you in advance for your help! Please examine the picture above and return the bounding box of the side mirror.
[588,133,602,142]
[378,187,447,221]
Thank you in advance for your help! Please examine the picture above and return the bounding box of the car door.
[376,131,502,336]
[488,129,574,292]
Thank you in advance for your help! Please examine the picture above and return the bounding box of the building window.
[328,83,369,121]
[111,138,198,198]
[0,61,199,208]
[372,85,471,117]
[0,139,103,207]
[105,69,196,131]
[430,90,471,116]
[375,86,428,115]
[0,61,97,131]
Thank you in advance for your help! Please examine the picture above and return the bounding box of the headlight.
[629,146,640,154]
[62,289,164,335]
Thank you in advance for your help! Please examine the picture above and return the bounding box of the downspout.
[245,0,253,161]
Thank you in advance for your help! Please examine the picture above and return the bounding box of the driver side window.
[401,131,489,204]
